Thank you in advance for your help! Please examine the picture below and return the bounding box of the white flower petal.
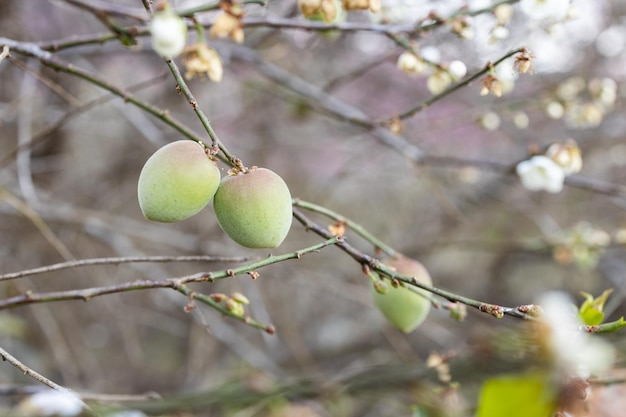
[18,390,83,416]
[537,292,615,378]
[516,155,565,193]
[150,12,187,58]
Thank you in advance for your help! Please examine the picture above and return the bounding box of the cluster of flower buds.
[544,76,618,129]
[211,292,251,317]
[396,47,468,95]
[516,139,583,194]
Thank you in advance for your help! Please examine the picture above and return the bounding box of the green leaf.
[579,289,613,326]
[476,372,557,417]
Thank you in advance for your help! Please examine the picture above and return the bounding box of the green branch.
[292,208,533,320]
[0,237,340,332]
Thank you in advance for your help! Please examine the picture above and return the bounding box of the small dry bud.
[480,75,502,97]
[373,280,388,294]
[514,50,535,74]
[342,0,369,11]
[183,43,223,82]
[210,11,244,43]
[298,0,322,17]
[451,17,474,40]
[387,117,403,134]
[320,0,338,23]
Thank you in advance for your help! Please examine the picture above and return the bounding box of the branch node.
[479,303,504,319]
[184,292,197,313]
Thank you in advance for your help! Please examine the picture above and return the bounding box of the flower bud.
[150,7,187,58]
[231,292,250,305]
[210,11,244,44]
[448,60,467,81]
[545,140,582,175]
[427,69,452,95]
[397,52,426,75]
[225,298,245,317]
[298,0,322,18]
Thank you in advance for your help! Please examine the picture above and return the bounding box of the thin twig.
[0,238,341,331]
[0,37,208,149]
[0,347,83,402]
[164,59,237,165]
[380,47,527,123]
[0,255,259,282]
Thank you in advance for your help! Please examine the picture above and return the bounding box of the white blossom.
[537,292,615,378]
[397,52,426,75]
[150,10,187,58]
[546,140,582,175]
[427,70,452,95]
[448,60,467,81]
[519,0,570,22]
[16,389,83,416]
[516,155,565,193]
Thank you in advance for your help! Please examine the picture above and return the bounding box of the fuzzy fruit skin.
[138,140,220,223]
[372,256,432,333]
[213,168,292,248]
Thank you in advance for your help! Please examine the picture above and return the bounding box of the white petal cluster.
[519,0,570,22]
[516,155,565,193]
[537,292,615,378]
[16,389,83,416]
[150,11,187,58]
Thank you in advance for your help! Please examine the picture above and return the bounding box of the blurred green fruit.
[213,168,292,248]
[372,256,432,333]
[138,140,220,222]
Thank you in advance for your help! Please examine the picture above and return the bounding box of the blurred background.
[1,0,626,415]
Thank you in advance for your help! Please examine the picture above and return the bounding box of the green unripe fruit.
[213,168,292,248]
[372,256,432,333]
[137,140,220,223]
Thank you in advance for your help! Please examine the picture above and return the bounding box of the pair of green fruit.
[137,140,292,249]
[138,141,430,331]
